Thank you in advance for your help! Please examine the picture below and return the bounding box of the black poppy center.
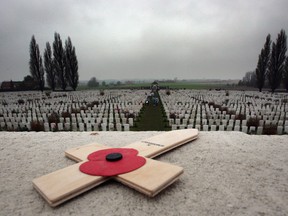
[106,153,123,162]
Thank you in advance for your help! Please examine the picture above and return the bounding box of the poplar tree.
[255,34,271,92]
[53,32,67,90]
[65,37,79,91]
[29,35,45,91]
[268,29,287,93]
[44,42,56,91]
[283,57,288,91]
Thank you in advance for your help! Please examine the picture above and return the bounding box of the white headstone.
[128,118,134,126]
[211,125,217,131]
[179,125,185,129]
[50,123,56,131]
[182,119,188,125]
[219,125,225,131]
[227,125,233,131]
[116,123,122,131]
[108,123,114,131]
[228,119,234,126]
[101,123,107,131]
[242,126,248,133]
[79,123,84,132]
[249,126,256,134]
[235,120,240,126]
[64,122,70,131]
[284,126,288,134]
[86,123,92,131]
[257,126,263,135]
[203,125,209,131]
[234,125,240,131]
[277,126,283,135]
[57,123,64,131]
[72,123,77,131]
[44,123,50,132]
[171,124,178,130]
[123,123,130,131]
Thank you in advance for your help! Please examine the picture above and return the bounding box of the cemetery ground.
[0,89,287,134]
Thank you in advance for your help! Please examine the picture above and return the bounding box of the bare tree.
[255,34,271,92]
[267,29,287,93]
[29,35,45,91]
[44,42,56,91]
[65,37,79,91]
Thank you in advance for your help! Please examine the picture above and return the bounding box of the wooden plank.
[65,129,199,161]
[32,163,109,207]
[65,143,110,162]
[116,159,183,197]
[33,159,182,206]
[125,129,198,158]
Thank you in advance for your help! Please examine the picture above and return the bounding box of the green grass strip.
[132,92,169,131]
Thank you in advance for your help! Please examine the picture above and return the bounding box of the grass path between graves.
[132,93,169,131]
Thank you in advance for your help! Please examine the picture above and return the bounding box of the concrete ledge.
[1,131,287,215]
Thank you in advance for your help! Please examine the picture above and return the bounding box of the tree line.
[239,29,287,92]
[29,32,79,91]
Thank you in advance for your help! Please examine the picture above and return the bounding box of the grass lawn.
[100,81,231,90]
[132,93,169,131]
[78,80,242,91]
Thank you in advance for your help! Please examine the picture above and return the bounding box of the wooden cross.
[33,129,198,207]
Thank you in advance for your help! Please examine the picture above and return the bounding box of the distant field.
[79,81,237,90]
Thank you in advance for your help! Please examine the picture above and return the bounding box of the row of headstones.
[0,108,137,123]
[162,94,287,118]
[44,122,131,132]
[0,90,149,110]
[0,89,148,105]
[167,112,287,125]
[168,117,288,127]
[161,89,287,108]
[164,104,288,126]
[0,91,101,106]
[0,108,136,131]
[161,89,287,109]
[0,104,142,119]
[171,124,288,135]
[0,90,151,131]
[6,100,286,125]
[1,99,144,115]
[159,90,288,134]
[0,116,134,132]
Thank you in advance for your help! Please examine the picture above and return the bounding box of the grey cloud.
[0,0,288,82]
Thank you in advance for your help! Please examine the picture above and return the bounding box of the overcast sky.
[1,0,287,82]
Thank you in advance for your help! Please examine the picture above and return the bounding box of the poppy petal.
[80,156,146,176]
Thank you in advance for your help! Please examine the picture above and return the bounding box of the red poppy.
[79,148,146,176]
